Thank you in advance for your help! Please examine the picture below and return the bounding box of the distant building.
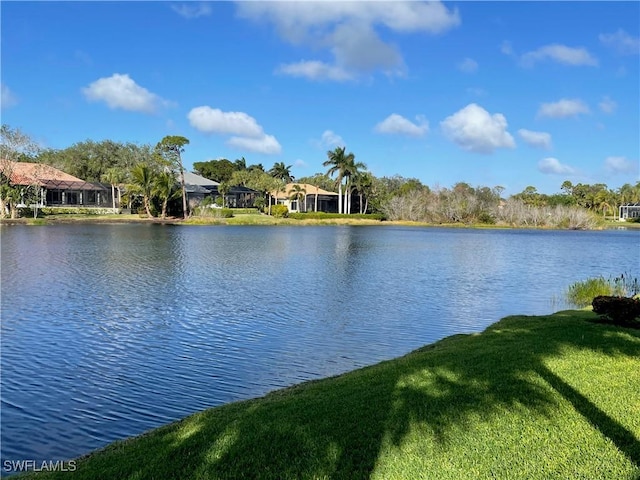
[183,171,259,208]
[1,161,111,208]
[619,203,640,220]
[270,183,340,213]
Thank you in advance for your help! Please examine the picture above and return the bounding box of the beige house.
[270,183,339,213]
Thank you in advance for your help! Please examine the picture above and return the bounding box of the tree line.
[1,124,638,225]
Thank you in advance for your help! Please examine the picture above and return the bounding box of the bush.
[592,296,640,327]
[565,277,621,308]
[39,206,117,216]
[270,204,288,218]
[192,206,234,218]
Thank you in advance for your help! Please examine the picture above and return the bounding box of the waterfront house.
[1,161,111,208]
[184,171,259,208]
[271,183,340,213]
[619,203,640,220]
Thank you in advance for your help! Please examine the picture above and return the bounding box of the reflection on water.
[1,224,638,463]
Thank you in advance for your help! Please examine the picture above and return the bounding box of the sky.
[1,1,639,196]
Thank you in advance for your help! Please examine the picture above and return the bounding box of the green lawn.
[18,311,640,479]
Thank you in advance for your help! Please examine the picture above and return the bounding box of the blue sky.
[1,1,638,195]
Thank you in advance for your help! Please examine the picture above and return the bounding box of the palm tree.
[269,162,294,183]
[156,136,190,219]
[323,146,353,214]
[129,163,155,217]
[218,182,230,208]
[154,171,179,219]
[341,155,367,214]
[352,171,373,214]
[101,167,125,211]
[289,184,307,212]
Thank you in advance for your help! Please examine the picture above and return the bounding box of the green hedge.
[192,207,234,218]
[38,207,117,216]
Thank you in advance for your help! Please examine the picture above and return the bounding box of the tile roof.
[1,161,104,190]
[271,183,338,199]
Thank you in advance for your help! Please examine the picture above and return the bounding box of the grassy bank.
[18,311,639,479]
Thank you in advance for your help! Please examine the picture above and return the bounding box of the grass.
[16,311,640,479]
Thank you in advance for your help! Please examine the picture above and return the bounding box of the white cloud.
[500,40,514,56]
[171,2,212,19]
[599,29,640,55]
[518,129,552,150]
[320,130,345,148]
[538,157,575,175]
[520,44,598,67]
[226,135,282,155]
[331,23,404,75]
[276,61,354,82]
[1,84,18,109]
[440,103,515,154]
[374,114,429,137]
[237,1,459,81]
[604,156,638,174]
[188,106,281,155]
[599,96,617,114]
[457,57,478,74]
[82,73,164,113]
[188,106,264,137]
[537,98,590,118]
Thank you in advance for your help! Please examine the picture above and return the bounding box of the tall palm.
[269,162,294,183]
[289,184,307,212]
[342,155,366,214]
[129,163,155,217]
[101,167,125,210]
[154,171,179,219]
[323,146,354,214]
[352,171,373,214]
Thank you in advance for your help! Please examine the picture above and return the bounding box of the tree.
[269,162,294,183]
[342,155,367,214]
[289,184,307,212]
[352,171,373,214]
[218,182,230,208]
[234,157,247,171]
[154,171,180,219]
[193,159,235,183]
[0,125,40,218]
[101,167,126,211]
[129,164,156,217]
[156,136,190,219]
[323,146,355,214]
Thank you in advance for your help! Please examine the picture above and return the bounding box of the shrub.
[565,277,621,308]
[192,206,233,218]
[592,296,640,327]
[270,204,288,218]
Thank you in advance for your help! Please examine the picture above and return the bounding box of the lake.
[1,224,638,466]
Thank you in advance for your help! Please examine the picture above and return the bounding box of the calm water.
[1,224,638,464]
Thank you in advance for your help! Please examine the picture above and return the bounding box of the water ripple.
[1,225,638,464]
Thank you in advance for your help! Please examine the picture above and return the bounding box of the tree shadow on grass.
[38,311,640,479]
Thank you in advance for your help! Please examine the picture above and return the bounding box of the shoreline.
[1,214,638,230]
[13,310,640,479]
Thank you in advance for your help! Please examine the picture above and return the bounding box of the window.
[46,190,62,205]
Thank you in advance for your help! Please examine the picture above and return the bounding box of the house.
[183,171,219,209]
[184,171,259,208]
[619,203,640,220]
[1,161,111,208]
[270,183,339,213]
